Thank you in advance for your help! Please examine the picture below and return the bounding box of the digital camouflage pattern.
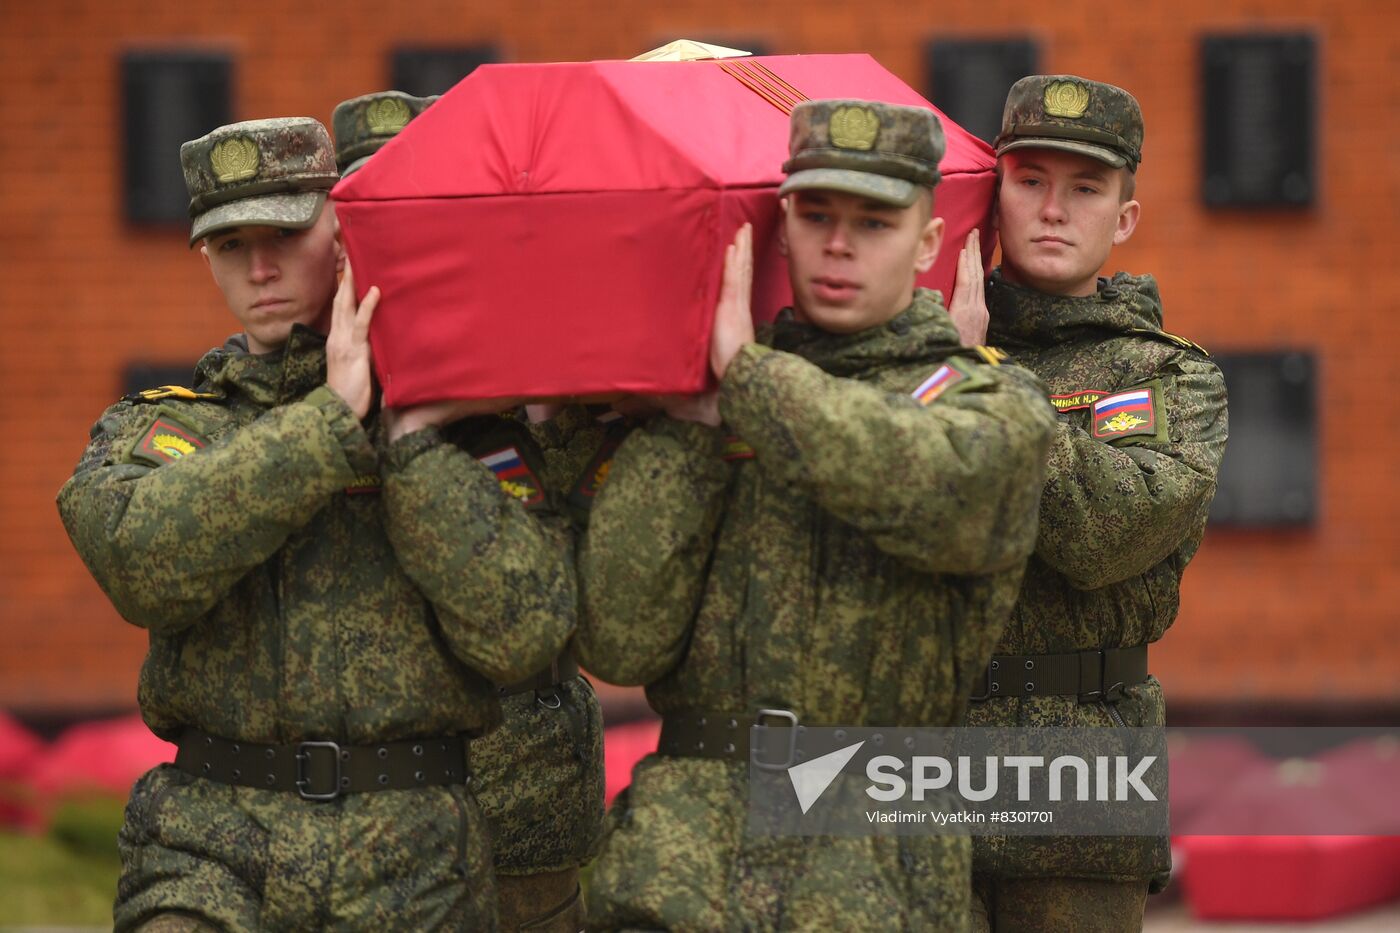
[967,270,1228,890]
[332,91,438,174]
[578,290,1058,929]
[326,88,608,885]
[116,763,495,931]
[994,75,1144,171]
[468,677,604,877]
[591,756,972,931]
[180,118,340,244]
[780,98,946,207]
[528,405,634,529]
[57,327,576,927]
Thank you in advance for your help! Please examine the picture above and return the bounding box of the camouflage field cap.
[994,75,1144,171]
[181,117,339,245]
[778,99,945,208]
[332,91,438,175]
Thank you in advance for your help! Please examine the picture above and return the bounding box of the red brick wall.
[2,1,1396,712]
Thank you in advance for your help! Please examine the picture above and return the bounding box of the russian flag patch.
[1093,386,1159,440]
[478,446,544,507]
[911,365,965,406]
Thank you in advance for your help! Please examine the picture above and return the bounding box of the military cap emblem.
[209,136,261,183]
[365,96,412,136]
[829,105,880,150]
[1043,80,1090,119]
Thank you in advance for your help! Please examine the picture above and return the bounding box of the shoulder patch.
[562,415,634,526]
[910,355,993,406]
[479,446,545,508]
[344,474,382,496]
[1092,380,1167,443]
[124,384,223,403]
[1049,388,1111,412]
[127,409,209,467]
[572,430,626,502]
[722,435,755,462]
[911,364,965,406]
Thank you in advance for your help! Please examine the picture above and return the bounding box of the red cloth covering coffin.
[333,55,995,406]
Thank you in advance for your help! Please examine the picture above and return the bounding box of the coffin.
[333,54,995,406]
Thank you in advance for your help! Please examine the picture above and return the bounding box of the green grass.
[0,798,123,926]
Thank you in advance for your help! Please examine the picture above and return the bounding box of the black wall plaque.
[1202,33,1316,208]
[926,38,1039,144]
[391,46,500,97]
[122,51,233,225]
[1208,350,1317,527]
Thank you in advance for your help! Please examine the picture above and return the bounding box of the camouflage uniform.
[334,92,605,932]
[577,100,1058,931]
[57,118,576,932]
[965,77,1229,931]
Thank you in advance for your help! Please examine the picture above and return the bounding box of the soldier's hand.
[326,262,380,421]
[385,397,525,442]
[948,229,989,347]
[657,391,721,428]
[710,223,755,380]
[614,393,720,427]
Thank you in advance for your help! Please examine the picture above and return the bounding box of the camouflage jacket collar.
[761,288,961,377]
[193,324,329,407]
[986,268,1164,350]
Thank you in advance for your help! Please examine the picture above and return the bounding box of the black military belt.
[969,645,1149,702]
[174,728,470,800]
[499,654,580,699]
[659,709,814,770]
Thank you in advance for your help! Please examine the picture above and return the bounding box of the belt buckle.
[1078,649,1107,703]
[751,708,799,772]
[295,741,342,801]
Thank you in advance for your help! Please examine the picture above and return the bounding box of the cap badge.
[209,136,260,183]
[829,105,879,151]
[1043,80,1090,119]
[366,97,412,135]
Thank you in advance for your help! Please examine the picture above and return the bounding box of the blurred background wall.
[2,0,1396,723]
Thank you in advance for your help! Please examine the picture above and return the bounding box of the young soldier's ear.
[914,216,945,274]
[199,242,212,273]
[1113,198,1141,247]
[331,212,347,272]
[777,197,791,257]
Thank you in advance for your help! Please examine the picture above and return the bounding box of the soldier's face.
[200,205,343,353]
[995,149,1140,297]
[780,190,943,334]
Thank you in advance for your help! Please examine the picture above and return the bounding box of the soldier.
[576,99,1057,930]
[332,90,605,933]
[57,117,576,931]
[950,76,1229,931]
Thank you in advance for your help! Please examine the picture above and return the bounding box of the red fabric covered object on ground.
[601,719,660,806]
[333,54,995,406]
[0,711,45,831]
[25,715,175,800]
[1181,835,1400,921]
[1179,753,1400,919]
